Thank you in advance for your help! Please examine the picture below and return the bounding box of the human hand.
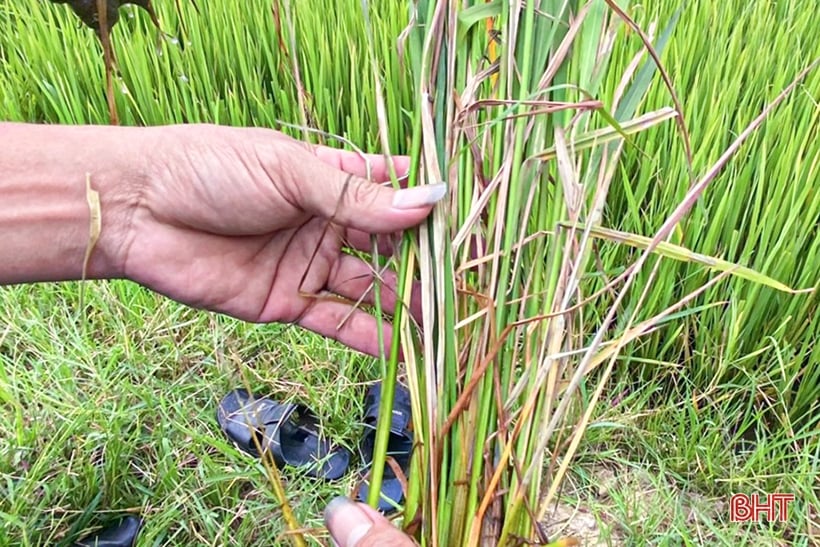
[117,125,445,356]
[324,496,415,546]
[1,122,443,356]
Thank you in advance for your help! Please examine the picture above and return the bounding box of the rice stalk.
[381,1,679,544]
[357,1,820,545]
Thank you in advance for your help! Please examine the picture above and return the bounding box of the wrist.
[0,122,149,284]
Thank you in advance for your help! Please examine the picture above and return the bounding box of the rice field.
[0,0,818,545]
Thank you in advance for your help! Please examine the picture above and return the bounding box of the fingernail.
[392,182,448,209]
[325,496,374,547]
[324,496,351,521]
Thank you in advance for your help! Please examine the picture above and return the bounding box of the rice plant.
[356,1,819,545]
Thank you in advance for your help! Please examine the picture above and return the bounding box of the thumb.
[324,497,415,547]
[288,149,447,233]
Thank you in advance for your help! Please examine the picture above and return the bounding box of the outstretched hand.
[120,125,445,356]
[1,122,444,356]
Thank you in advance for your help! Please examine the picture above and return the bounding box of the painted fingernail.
[392,182,448,209]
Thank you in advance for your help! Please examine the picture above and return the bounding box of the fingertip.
[364,154,411,183]
[391,156,411,178]
[297,302,395,359]
[391,183,448,210]
[334,181,436,233]
[298,149,433,233]
[325,496,376,547]
[324,496,351,523]
[313,146,411,183]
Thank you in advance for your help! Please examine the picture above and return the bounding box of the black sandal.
[217,389,350,480]
[357,382,414,511]
[74,516,142,547]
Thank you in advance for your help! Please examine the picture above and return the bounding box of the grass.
[0,281,380,545]
[1,0,819,545]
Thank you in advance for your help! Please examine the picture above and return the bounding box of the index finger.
[313,146,411,183]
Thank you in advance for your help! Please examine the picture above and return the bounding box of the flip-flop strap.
[228,397,299,430]
[225,397,298,455]
[363,384,413,441]
[252,401,300,463]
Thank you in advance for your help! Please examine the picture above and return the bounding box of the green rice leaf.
[456,0,501,45]
[559,222,813,294]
